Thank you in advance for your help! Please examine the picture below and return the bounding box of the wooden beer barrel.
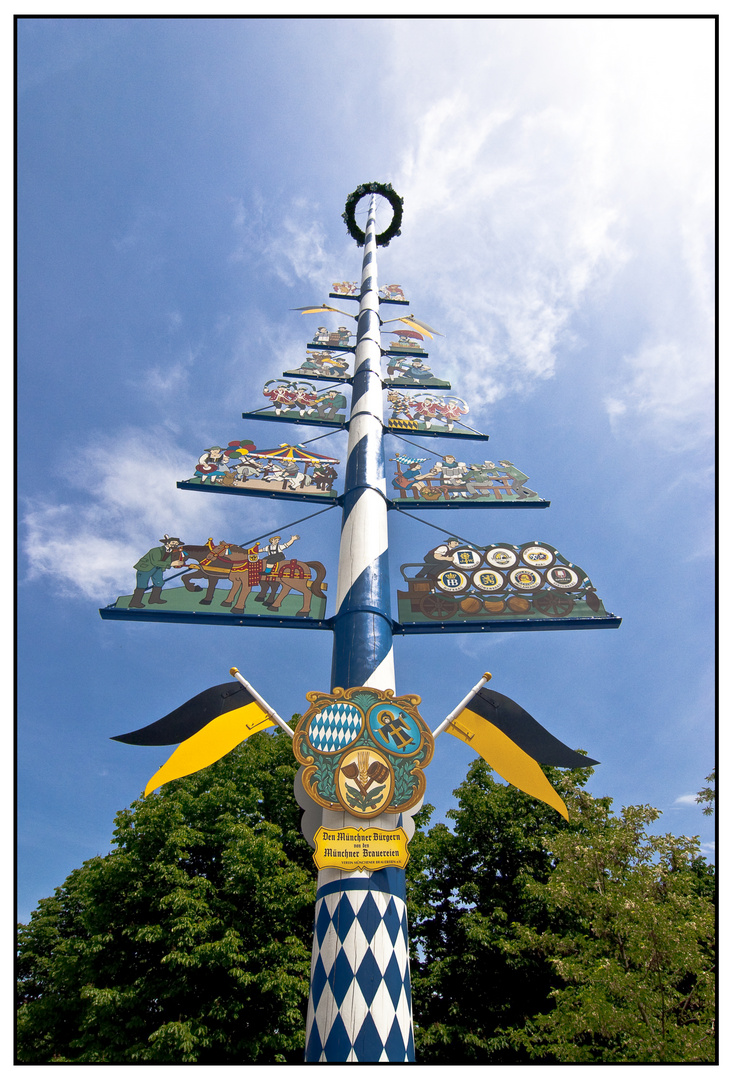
[460,596,482,614]
[508,595,531,613]
[484,599,505,613]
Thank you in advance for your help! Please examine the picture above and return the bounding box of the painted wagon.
[397,542,606,623]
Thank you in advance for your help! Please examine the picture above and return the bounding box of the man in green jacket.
[130,534,185,608]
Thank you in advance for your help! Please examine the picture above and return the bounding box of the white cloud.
[223,20,711,443]
[263,214,337,292]
[374,18,713,439]
[385,93,627,405]
[230,193,351,296]
[138,356,194,396]
[21,430,277,600]
[605,336,713,451]
[674,793,699,808]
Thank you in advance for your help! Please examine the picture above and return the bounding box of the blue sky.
[16,15,715,925]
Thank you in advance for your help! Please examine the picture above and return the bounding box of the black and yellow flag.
[447,687,598,820]
[112,682,273,796]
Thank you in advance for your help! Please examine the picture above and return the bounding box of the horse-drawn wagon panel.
[396,539,619,631]
[104,535,330,624]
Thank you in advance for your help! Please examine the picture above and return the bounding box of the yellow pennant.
[399,316,443,337]
[448,709,569,820]
[398,318,432,339]
[144,702,274,796]
[295,305,355,318]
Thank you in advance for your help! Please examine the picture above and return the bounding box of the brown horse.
[177,541,327,616]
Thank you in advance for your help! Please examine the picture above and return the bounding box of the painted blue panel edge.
[328,293,410,306]
[282,372,354,385]
[383,380,452,390]
[392,616,622,634]
[242,413,348,430]
[99,608,334,630]
[305,343,356,353]
[384,426,489,441]
[176,481,339,504]
[387,498,551,509]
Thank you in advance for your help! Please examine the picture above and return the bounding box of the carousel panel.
[181,439,340,500]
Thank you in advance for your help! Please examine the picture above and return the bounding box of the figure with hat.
[253,534,300,606]
[415,537,462,579]
[195,446,229,484]
[497,459,538,500]
[426,454,468,498]
[129,535,185,608]
[311,388,347,421]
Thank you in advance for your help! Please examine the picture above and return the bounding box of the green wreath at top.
[343,182,404,247]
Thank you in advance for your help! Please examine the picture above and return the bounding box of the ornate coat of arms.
[293,686,434,818]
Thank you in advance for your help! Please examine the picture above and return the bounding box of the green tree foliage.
[17,731,315,1064]
[18,735,715,1065]
[406,758,594,1062]
[696,769,715,816]
[506,797,715,1062]
[407,761,715,1064]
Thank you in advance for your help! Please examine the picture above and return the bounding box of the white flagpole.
[229,666,294,737]
[432,671,492,739]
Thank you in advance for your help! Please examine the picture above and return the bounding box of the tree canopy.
[17,731,315,1064]
[406,759,715,1063]
[17,734,715,1065]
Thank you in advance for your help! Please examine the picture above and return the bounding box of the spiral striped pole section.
[304,196,414,1062]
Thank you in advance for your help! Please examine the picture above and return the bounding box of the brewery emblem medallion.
[293,686,434,818]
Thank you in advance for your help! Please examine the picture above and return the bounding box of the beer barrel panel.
[397,539,613,627]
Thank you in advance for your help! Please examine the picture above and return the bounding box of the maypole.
[102,180,621,1066]
[304,194,412,1062]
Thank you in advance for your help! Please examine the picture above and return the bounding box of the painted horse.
[176,541,327,616]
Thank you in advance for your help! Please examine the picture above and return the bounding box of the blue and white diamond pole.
[304,194,414,1063]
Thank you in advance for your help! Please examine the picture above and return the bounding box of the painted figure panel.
[283,350,352,381]
[386,390,478,436]
[183,440,340,498]
[383,353,450,389]
[112,535,329,620]
[329,282,408,304]
[253,379,348,426]
[390,453,544,504]
[397,539,612,625]
[307,325,354,351]
[386,329,428,355]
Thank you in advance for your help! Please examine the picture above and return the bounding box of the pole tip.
[230,667,239,676]
[483,672,492,681]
